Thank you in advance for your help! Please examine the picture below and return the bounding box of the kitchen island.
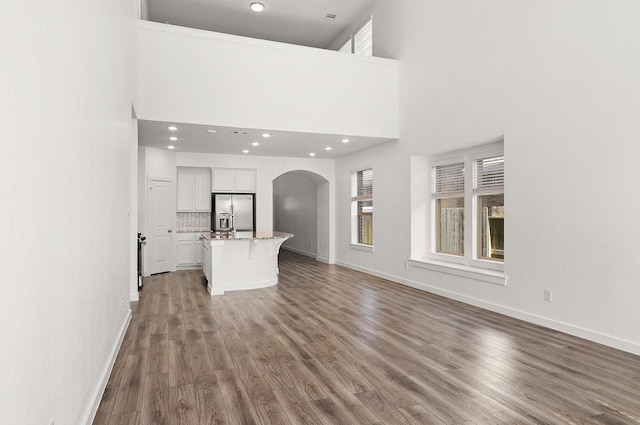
[200,231,293,296]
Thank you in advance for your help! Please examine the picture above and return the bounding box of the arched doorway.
[273,170,330,262]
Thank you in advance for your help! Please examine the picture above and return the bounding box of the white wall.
[274,172,321,257]
[136,21,399,139]
[175,152,336,261]
[0,1,136,424]
[316,182,331,263]
[130,117,140,302]
[335,0,640,354]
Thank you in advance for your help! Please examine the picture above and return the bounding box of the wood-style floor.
[93,250,640,425]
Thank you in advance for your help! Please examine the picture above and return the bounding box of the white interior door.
[149,178,172,274]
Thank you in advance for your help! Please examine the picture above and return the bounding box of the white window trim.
[350,243,374,253]
[428,155,466,265]
[336,16,373,57]
[426,142,505,274]
[408,258,507,286]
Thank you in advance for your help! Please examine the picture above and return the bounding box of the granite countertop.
[200,231,294,241]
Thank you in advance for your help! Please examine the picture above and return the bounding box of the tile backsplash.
[176,212,211,232]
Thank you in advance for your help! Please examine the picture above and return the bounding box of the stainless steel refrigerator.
[212,193,255,232]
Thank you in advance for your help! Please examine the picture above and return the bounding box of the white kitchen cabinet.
[176,233,205,269]
[177,167,211,212]
[194,171,211,211]
[212,168,256,193]
[194,236,204,265]
[235,169,256,192]
[202,239,211,282]
[212,169,235,192]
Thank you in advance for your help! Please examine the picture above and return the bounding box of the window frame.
[427,144,504,273]
[337,16,373,57]
[350,167,374,249]
[472,154,505,265]
[353,17,373,56]
[429,156,466,265]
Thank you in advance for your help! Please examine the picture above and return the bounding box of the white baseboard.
[282,246,316,259]
[335,260,640,356]
[316,256,333,264]
[130,291,139,302]
[176,264,203,271]
[82,309,132,425]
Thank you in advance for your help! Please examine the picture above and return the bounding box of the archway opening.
[273,170,330,262]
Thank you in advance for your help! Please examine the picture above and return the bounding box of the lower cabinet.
[177,233,204,269]
[202,240,211,282]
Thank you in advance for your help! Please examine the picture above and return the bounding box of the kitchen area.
[173,166,292,295]
[138,145,335,294]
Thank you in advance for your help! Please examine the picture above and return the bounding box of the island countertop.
[200,231,293,241]
[200,230,293,296]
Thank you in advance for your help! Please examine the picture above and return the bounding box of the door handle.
[168,229,172,233]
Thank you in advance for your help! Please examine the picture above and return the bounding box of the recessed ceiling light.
[341,138,350,143]
[309,152,316,157]
[168,126,178,131]
[242,149,250,154]
[207,129,217,134]
[168,145,175,150]
[250,2,264,12]
[325,146,332,151]
[169,136,178,141]
[252,142,260,146]
[262,133,270,138]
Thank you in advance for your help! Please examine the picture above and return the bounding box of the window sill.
[408,258,507,286]
[350,243,374,253]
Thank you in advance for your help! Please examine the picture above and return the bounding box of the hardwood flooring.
[93,250,640,425]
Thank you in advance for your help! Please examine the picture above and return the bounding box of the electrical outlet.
[120,297,124,309]
[544,290,552,302]
[404,261,409,269]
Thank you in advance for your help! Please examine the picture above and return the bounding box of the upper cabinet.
[177,167,211,212]
[212,168,256,193]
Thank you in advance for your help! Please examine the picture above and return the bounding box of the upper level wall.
[137,21,399,138]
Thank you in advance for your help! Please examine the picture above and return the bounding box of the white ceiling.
[147,0,374,49]
[138,120,394,159]
[141,0,388,159]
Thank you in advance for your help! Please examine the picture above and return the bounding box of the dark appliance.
[137,233,146,291]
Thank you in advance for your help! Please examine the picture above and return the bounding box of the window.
[337,17,373,56]
[353,18,373,56]
[428,144,504,270]
[432,162,465,256]
[474,156,505,261]
[351,168,373,246]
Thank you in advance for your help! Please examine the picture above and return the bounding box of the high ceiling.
[141,0,387,159]
[147,0,374,48]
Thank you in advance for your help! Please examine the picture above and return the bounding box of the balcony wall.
[137,21,399,138]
